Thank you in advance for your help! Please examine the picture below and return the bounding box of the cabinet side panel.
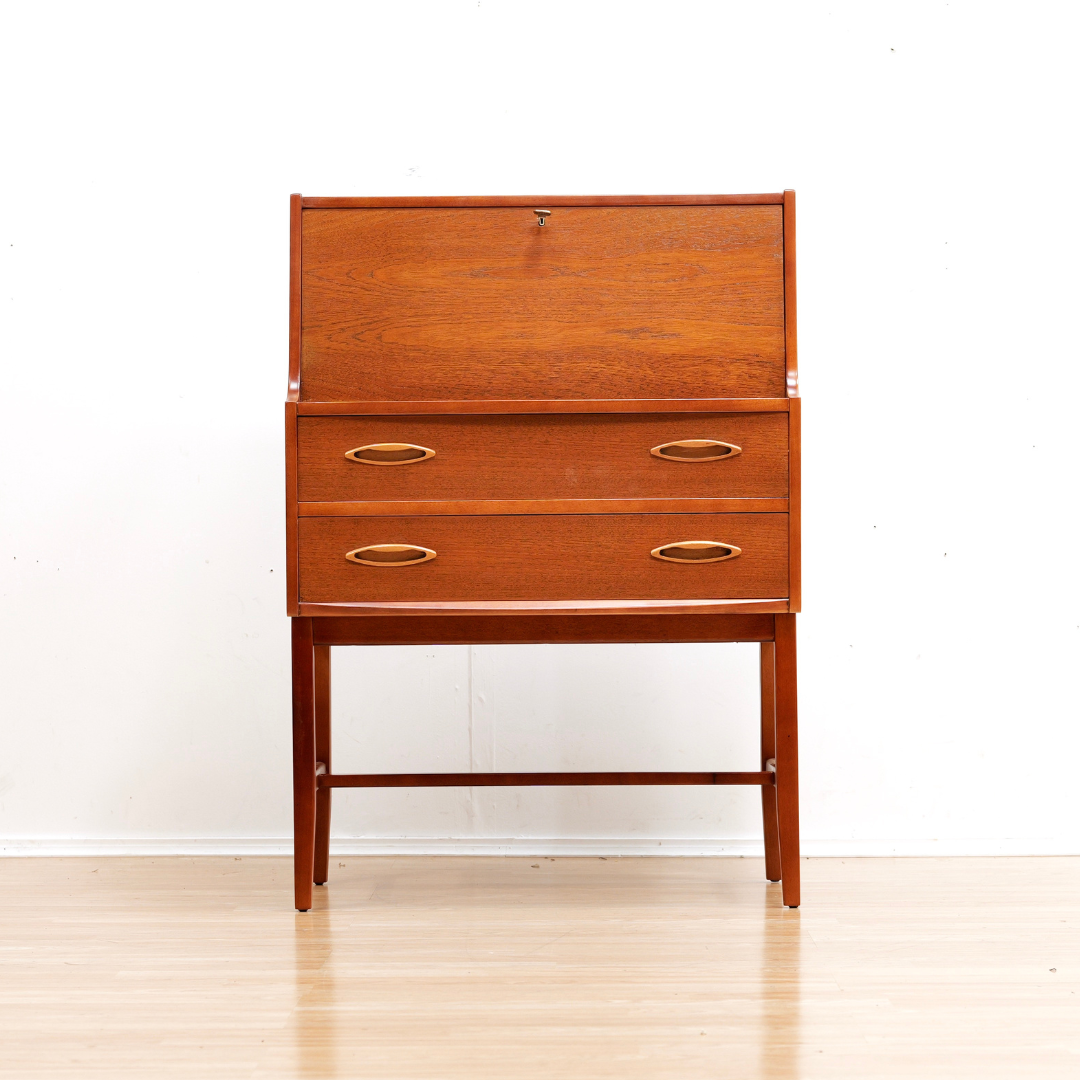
[788,396,801,612]
[286,194,302,614]
[286,401,299,614]
[289,194,302,400]
[783,190,799,611]
[783,189,797,396]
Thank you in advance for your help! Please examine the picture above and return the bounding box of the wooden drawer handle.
[345,443,435,465]
[345,544,436,567]
[650,541,742,564]
[650,439,741,462]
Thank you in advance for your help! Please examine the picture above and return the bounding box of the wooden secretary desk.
[286,192,801,911]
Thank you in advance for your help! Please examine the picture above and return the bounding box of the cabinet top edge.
[298,194,788,209]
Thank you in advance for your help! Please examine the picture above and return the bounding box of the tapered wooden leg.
[313,644,332,886]
[774,614,800,907]
[291,617,316,912]
[759,642,782,883]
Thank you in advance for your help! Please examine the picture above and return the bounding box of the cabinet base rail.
[316,769,774,788]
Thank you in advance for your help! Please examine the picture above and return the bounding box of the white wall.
[2,0,1078,856]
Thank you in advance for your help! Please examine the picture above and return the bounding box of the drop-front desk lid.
[296,197,788,402]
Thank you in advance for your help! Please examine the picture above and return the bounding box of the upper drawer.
[299,205,785,401]
[296,413,788,503]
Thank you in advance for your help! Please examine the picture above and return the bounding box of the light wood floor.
[1,856,1077,1078]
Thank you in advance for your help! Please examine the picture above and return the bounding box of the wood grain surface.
[788,396,801,611]
[298,513,788,602]
[296,499,789,517]
[774,613,800,907]
[288,194,301,400]
[320,771,773,788]
[783,189,798,396]
[309,612,777,644]
[783,190,801,611]
[290,618,315,911]
[295,398,791,414]
[312,645,331,886]
[759,641,781,882]
[5,856,1078,1079]
[301,599,786,616]
[297,413,788,502]
[299,205,785,401]
[302,193,786,207]
[285,402,299,614]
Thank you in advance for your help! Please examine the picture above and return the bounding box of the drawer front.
[300,205,784,401]
[298,514,788,602]
[296,414,788,503]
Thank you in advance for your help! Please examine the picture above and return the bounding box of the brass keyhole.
[533,208,551,226]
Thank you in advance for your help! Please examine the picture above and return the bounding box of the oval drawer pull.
[345,544,437,567]
[345,443,435,465]
[650,541,742,564]
[650,439,741,462]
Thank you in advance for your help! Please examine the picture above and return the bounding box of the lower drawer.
[298,514,788,602]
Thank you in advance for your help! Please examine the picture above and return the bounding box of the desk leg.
[774,613,800,907]
[291,617,316,912]
[313,644,332,886]
[759,642,782,882]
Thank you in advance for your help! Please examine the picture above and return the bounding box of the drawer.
[297,514,788,602]
[296,414,788,503]
[300,205,784,401]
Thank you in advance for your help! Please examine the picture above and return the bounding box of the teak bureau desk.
[286,192,801,911]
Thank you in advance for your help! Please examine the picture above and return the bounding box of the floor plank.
[0,856,1077,1078]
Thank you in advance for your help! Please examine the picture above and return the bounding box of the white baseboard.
[2,836,1078,857]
